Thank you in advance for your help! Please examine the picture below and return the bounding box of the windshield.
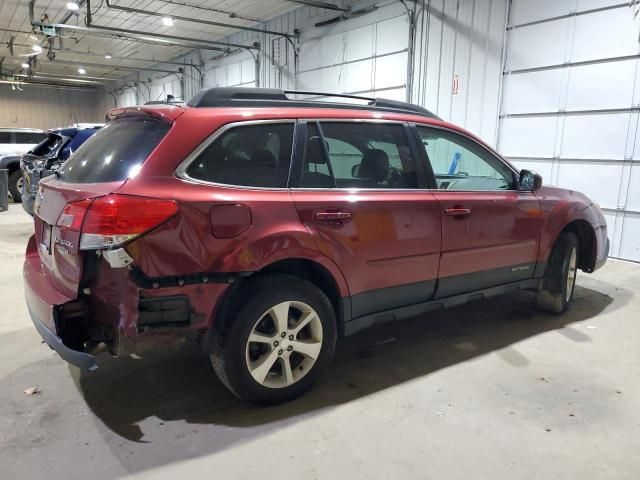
[58,117,170,183]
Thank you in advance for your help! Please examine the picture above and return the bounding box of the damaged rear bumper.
[24,248,97,371]
[29,305,97,371]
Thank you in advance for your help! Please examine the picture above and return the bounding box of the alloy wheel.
[245,301,323,388]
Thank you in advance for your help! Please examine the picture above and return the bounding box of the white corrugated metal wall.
[413,0,508,144]
[499,0,640,261]
[115,0,508,147]
[0,84,111,130]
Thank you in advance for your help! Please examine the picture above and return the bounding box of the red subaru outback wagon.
[24,88,609,404]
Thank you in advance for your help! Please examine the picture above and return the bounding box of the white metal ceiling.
[0,0,303,84]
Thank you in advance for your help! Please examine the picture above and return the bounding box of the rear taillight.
[57,194,178,250]
[58,199,93,230]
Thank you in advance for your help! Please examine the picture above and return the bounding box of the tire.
[210,274,337,405]
[8,169,23,203]
[536,232,579,314]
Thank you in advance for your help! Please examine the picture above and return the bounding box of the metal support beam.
[85,0,256,51]
[50,58,181,74]
[29,2,256,53]
[105,0,293,41]
[103,0,294,65]
[283,0,348,12]
[10,41,203,69]
[15,70,120,81]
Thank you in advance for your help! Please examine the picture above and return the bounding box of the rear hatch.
[33,114,173,299]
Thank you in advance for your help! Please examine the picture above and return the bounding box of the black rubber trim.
[351,279,436,319]
[435,262,536,298]
[594,237,610,271]
[129,266,251,289]
[28,305,97,371]
[343,278,540,336]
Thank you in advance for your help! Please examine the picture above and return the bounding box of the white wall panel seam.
[506,54,640,75]
[508,1,629,30]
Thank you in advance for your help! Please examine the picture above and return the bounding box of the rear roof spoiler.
[105,105,185,123]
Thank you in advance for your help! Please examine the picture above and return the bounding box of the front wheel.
[536,232,578,314]
[210,274,337,405]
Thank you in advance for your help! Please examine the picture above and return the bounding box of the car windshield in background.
[58,117,170,183]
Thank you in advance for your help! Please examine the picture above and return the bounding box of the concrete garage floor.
[1,204,639,480]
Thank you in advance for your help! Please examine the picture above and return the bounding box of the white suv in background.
[0,128,47,201]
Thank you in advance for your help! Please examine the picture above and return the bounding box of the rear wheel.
[536,232,578,314]
[8,169,23,203]
[210,274,337,405]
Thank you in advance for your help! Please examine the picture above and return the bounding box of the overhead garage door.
[498,0,640,262]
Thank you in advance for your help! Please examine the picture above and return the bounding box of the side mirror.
[519,169,542,191]
[351,164,361,177]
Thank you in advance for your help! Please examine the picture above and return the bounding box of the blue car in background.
[21,123,102,215]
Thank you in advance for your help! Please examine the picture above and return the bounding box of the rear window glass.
[0,132,12,143]
[31,134,65,157]
[59,117,170,183]
[185,123,294,188]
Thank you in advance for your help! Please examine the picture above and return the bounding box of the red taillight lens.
[57,198,93,231]
[83,195,178,236]
[59,194,178,250]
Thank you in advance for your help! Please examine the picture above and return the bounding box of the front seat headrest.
[358,149,389,182]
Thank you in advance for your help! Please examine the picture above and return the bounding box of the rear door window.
[298,122,419,189]
[59,117,170,183]
[185,122,294,188]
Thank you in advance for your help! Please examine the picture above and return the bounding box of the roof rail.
[187,87,439,119]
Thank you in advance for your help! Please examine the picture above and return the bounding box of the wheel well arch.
[259,258,345,327]
[0,158,20,172]
[210,258,347,341]
[560,219,596,272]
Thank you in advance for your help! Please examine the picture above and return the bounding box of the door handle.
[313,210,352,224]
[444,207,471,217]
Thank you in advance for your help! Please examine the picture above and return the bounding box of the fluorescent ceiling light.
[78,67,86,74]
[161,17,174,26]
[104,54,112,59]
[66,2,80,11]
[32,45,43,53]
[21,63,30,69]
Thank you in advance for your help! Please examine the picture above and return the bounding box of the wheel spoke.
[248,331,275,344]
[291,340,322,360]
[291,310,318,336]
[250,349,279,384]
[281,357,294,386]
[566,247,577,301]
[268,302,290,333]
